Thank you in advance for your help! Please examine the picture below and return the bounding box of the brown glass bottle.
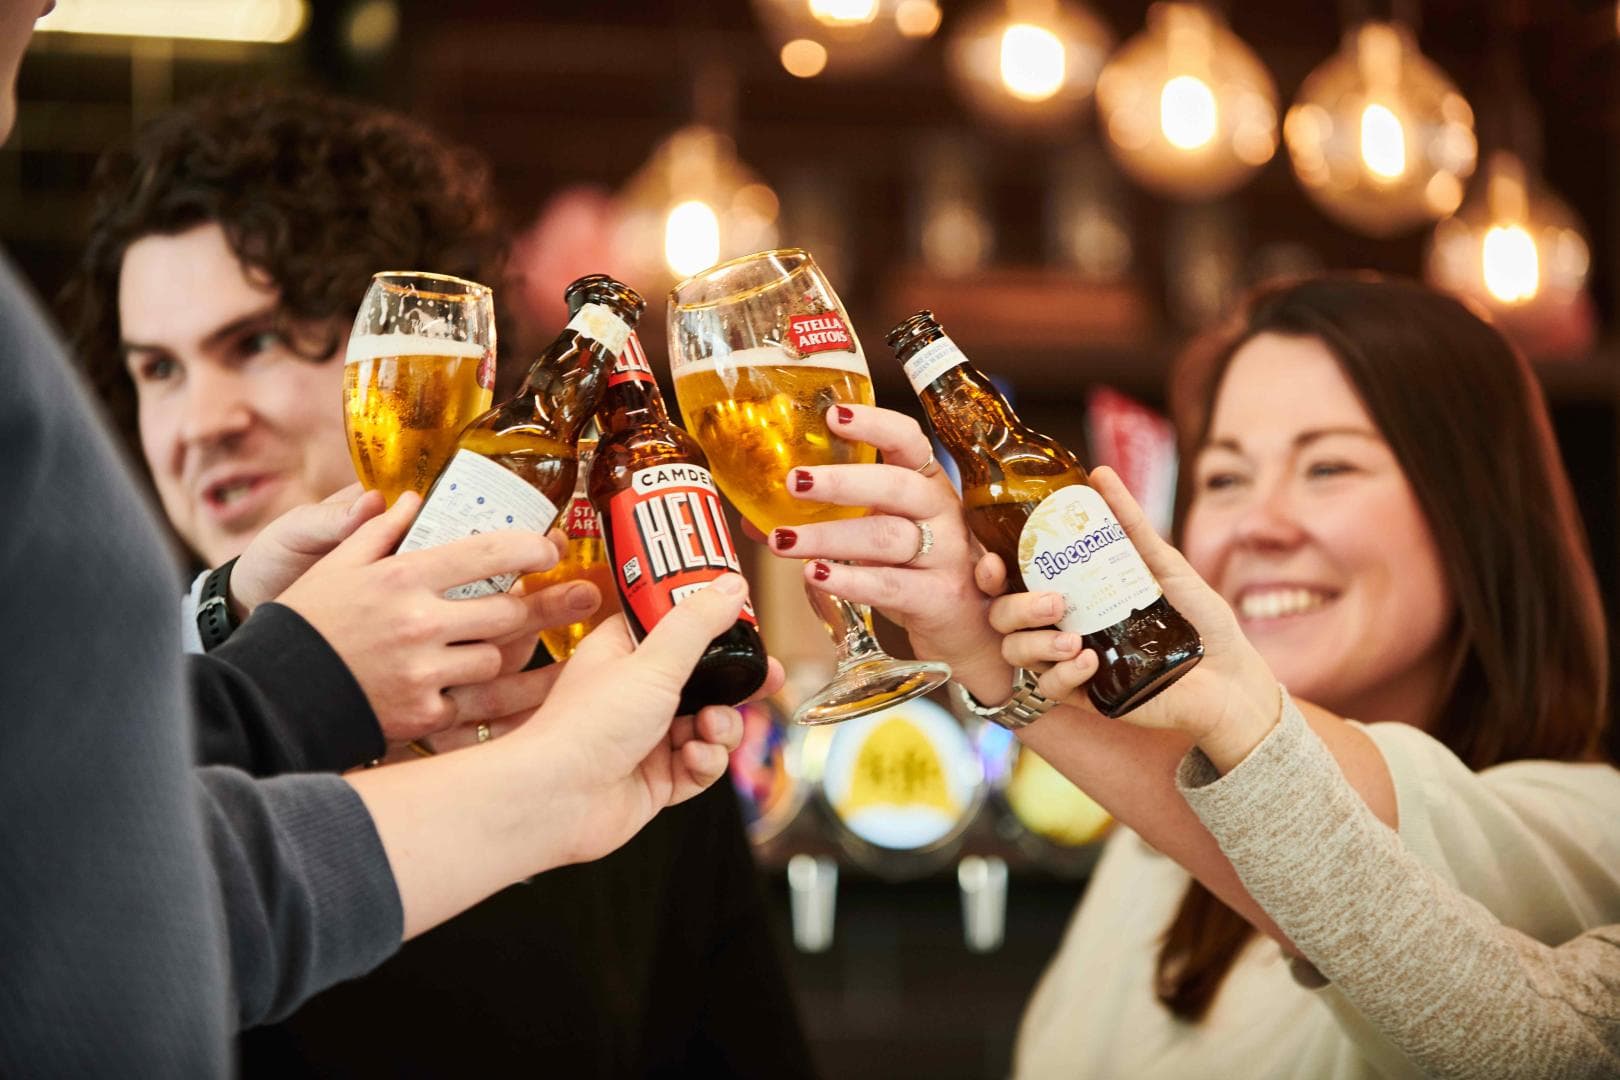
[886,310,1202,717]
[397,275,644,599]
[586,322,768,715]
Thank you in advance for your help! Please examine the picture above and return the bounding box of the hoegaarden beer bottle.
[887,310,1202,717]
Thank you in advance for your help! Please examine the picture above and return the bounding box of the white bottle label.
[1017,485,1161,635]
[902,335,967,395]
[399,449,560,600]
[566,302,631,358]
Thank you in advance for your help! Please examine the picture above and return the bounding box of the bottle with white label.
[587,323,768,715]
[886,310,1202,717]
[397,275,644,600]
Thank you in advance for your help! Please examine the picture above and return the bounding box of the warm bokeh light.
[35,0,308,42]
[999,23,1067,102]
[665,201,722,279]
[948,0,1113,129]
[1285,21,1475,236]
[616,126,779,283]
[753,0,926,75]
[1427,151,1593,354]
[781,37,830,77]
[895,0,942,37]
[1359,102,1406,179]
[1481,225,1539,304]
[809,0,879,25]
[1160,74,1216,150]
[1097,2,1276,199]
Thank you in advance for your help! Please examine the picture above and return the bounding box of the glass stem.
[803,561,887,672]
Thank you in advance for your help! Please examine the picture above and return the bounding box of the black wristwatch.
[196,556,242,652]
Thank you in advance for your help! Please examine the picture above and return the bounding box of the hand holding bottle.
[984,466,1282,769]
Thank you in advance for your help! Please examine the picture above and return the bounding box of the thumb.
[1087,467,1196,583]
[974,550,1009,597]
[625,574,749,686]
[325,491,424,567]
[282,489,386,556]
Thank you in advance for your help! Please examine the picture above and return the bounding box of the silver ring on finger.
[914,450,941,478]
[901,519,936,567]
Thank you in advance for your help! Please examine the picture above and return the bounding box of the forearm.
[1018,687,1395,948]
[345,741,578,940]
[1183,698,1620,1080]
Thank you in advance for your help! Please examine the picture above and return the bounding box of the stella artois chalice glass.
[669,248,951,725]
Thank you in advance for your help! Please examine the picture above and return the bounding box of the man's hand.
[277,493,564,744]
[523,574,785,865]
[230,484,384,617]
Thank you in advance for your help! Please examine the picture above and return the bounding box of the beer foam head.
[345,334,488,363]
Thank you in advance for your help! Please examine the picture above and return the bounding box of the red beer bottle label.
[606,331,655,387]
[607,461,757,631]
[787,311,853,357]
[564,496,601,539]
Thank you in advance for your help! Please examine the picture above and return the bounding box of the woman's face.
[1181,332,1455,725]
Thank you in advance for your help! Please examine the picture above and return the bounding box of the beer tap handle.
[787,853,838,953]
[958,855,1008,954]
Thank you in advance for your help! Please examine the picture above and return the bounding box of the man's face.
[119,222,356,565]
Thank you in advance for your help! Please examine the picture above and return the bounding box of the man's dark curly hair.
[63,85,506,456]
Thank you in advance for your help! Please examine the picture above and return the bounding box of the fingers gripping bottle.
[587,325,769,714]
[396,275,644,599]
[887,310,1202,717]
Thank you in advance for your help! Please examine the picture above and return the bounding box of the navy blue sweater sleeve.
[199,767,404,1027]
[190,603,384,775]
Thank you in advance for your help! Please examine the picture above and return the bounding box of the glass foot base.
[792,657,953,726]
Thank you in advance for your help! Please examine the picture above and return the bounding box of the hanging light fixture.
[1096,2,1277,199]
[1284,21,1476,236]
[753,0,935,78]
[1426,150,1591,322]
[614,127,781,282]
[946,0,1114,130]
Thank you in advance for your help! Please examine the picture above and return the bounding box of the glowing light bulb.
[664,201,722,279]
[1481,224,1539,304]
[1160,74,1217,150]
[809,0,878,26]
[1359,102,1407,179]
[781,38,830,77]
[895,0,941,37]
[1000,23,1067,102]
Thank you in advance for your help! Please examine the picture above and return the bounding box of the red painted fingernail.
[772,528,797,551]
[834,405,854,424]
[811,561,831,582]
[793,469,814,493]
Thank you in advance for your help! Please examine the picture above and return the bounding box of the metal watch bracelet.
[949,668,1058,730]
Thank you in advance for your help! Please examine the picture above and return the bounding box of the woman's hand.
[277,492,567,745]
[985,466,1280,768]
[764,403,1012,699]
[519,574,785,864]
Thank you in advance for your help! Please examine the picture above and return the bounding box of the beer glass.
[344,271,496,504]
[669,248,951,725]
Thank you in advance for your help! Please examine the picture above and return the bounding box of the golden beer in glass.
[669,248,949,726]
[344,272,496,504]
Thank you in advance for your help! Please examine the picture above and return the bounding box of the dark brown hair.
[1157,274,1610,1020]
[62,85,506,460]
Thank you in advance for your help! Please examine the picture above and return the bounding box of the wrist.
[1196,657,1284,774]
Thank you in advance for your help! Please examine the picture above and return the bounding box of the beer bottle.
[886,310,1202,717]
[587,324,769,714]
[398,274,644,599]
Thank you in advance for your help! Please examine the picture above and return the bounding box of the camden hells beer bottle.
[587,327,769,715]
[886,311,1202,717]
[397,275,644,599]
